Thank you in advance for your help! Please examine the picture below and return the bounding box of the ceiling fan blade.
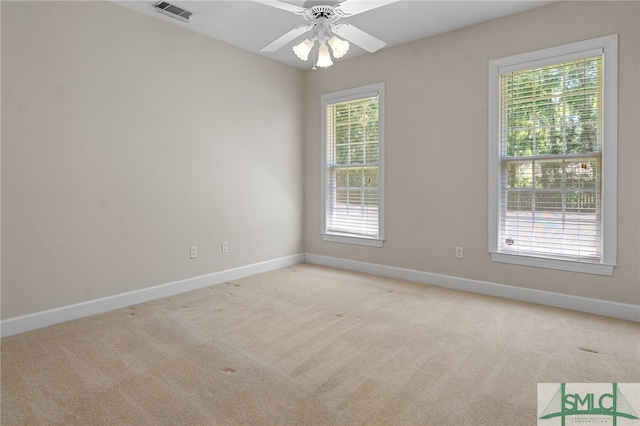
[261,25,313,52]
[333,23,386,53]
[252,0,307,14]
[335,0,399,17]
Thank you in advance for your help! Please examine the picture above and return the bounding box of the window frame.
[488,35,617,276]
[321,82,385,247]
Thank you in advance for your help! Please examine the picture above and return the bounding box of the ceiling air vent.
[154,2,192,23]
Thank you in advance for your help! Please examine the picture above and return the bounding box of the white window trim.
[488,35,617,276]
[321,82,385,247]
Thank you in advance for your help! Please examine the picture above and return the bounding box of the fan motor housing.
[310,5,336,18]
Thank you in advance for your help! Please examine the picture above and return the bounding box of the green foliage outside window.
[502,57,601,213]
[329,96,379,207]
[333,97,379,165]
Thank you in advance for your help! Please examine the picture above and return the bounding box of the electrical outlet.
[455,247,463,259]
[190,246,197,259]
[222,242,228,253]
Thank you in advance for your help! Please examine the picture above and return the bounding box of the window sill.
[322,234,384,248]
[490,251,615,276]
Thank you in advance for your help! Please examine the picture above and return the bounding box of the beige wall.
[303,1,640,305]
[1,1,304,319]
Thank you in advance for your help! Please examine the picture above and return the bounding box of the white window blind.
[499,56,603,260]
[322,83,384,246]
[489,34,617,275]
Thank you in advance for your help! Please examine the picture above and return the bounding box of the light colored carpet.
[2,263,639,425]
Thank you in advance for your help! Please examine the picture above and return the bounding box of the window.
[489,35,617,275]
[321,83,384,247]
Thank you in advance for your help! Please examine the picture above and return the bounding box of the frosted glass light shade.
[293,39,314,61]
[329,36,349,59]
[316,43,333,68]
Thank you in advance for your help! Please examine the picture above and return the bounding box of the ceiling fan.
[255,0,398,68]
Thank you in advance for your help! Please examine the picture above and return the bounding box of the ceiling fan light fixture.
[329,36,349,59]
[293,38,314,61]
[316,43,333,68]
[258,0,394,70]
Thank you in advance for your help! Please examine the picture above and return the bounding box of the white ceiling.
[115,0,554,70]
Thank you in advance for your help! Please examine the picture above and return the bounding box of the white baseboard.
[0,254,304,338]
[3,252,637,338]
[303,253,640,323]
